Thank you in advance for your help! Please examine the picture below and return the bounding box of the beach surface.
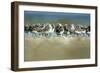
[24,36,90,61]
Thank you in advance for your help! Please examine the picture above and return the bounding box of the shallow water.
[24,36,90,61]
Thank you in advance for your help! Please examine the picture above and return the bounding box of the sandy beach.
[24,36,90,61]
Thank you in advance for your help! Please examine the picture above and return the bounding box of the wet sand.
[24,36,90,61]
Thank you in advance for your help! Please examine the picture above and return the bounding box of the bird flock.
[24,23,90,38]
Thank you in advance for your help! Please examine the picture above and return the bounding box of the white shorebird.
[40,23,54,37]
[70,24,75,32]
